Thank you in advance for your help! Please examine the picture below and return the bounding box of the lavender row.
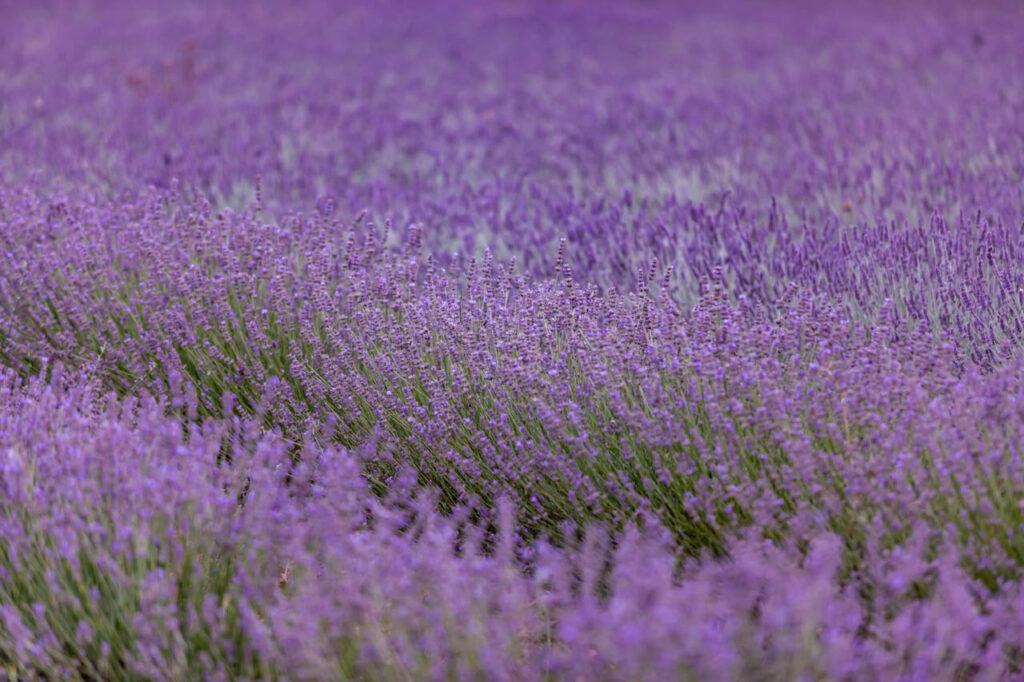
[4,369,1024,680]
[3,2,1024,355]
[5,195,1024,588]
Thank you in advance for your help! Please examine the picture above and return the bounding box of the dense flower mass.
[3,0,1024,679]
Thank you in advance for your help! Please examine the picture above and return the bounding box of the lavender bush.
[3,0,1024,679]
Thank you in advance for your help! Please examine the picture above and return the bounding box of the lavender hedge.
[3,0,1024,679]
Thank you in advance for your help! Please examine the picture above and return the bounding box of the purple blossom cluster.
[3,0,1024,679]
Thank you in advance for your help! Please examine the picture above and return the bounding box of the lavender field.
[3,0,1024,679]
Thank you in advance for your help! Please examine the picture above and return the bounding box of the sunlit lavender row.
[3,0,1024,679]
